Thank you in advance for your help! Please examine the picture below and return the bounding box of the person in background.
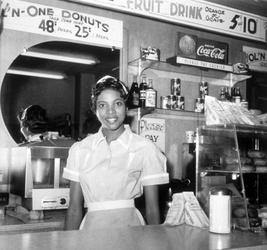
[63,75,169,230]
[82,109,101,137]
[17,105,48,142]
[17,105,73,142]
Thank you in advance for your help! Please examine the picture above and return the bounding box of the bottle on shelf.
[231,87,242,103]
[234,87,242,103]
[240,99,249,109]
[139,76,147,108]
[219,87,227,101]
[199,81,208,99]
[231,87,236,102]
[225,87,232,101]
[145,78,157,108]
[127,75,140,109]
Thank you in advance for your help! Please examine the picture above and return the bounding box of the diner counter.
[0,224,267,250]
[0,210,64,234]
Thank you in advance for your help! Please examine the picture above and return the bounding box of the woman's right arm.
[64,180,84,230]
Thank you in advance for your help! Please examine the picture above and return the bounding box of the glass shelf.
[128,58,184,73]
[127,107,205,118]
[201,170,242,174]
[200,169,267,174]
[199,124,267,137]
[128,57,252,87]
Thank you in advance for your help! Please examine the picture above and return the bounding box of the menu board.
[72,0,267,42]
[1,0,123,48]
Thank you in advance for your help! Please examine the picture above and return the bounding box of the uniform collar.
[117,125,132,150]
[94,124,132,150]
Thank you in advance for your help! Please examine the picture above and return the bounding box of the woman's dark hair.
[91,75,129,113]
[18,105,48,133]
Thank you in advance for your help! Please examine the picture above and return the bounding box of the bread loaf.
[232,206,246,218]
[256,166,267,173]
[224,156,252,165]
[248,150,267,159]
[253,158,267,166]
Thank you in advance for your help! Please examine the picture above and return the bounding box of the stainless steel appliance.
[10,138,75,210]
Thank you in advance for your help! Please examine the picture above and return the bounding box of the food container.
[160,96,168,109]
[209,187,232,234]
[199,81,208,99]
[167,95,177,110]
[140,47,160,61]
[195,98,204,113]
[176,96,185,110]
[171,78,181,96]
[185,130,196,143]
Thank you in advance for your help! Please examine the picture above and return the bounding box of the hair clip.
[96,75,129,95]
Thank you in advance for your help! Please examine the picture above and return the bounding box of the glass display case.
[195,124,267,230]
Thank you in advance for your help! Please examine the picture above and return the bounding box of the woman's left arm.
[144,185,160,224]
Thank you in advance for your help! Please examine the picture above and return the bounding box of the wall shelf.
[128,57,252,87]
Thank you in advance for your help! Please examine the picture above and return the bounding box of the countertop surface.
[0,210,65,234]
[0,224,267,250]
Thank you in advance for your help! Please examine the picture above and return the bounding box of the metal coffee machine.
[10,138,75,210]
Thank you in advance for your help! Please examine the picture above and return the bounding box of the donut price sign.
[1,0,123,48]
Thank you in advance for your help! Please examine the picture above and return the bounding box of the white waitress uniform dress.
[63,125,169,230]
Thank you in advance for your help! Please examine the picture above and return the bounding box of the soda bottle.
[127,75,140,109]
[199,81,208,99]
[145,79,157,108]
[139,76,147,108]
[235,87,242,103]
[225,87,231,101]
[219,87,226,101]
[231,87,236,102]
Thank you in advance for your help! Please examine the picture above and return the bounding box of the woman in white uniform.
[63,75,169,230]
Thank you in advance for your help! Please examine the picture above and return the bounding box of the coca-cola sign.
[176,33,228,64]
[196,38,228,64]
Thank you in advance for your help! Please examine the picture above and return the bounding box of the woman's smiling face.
[96,88,126,134]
